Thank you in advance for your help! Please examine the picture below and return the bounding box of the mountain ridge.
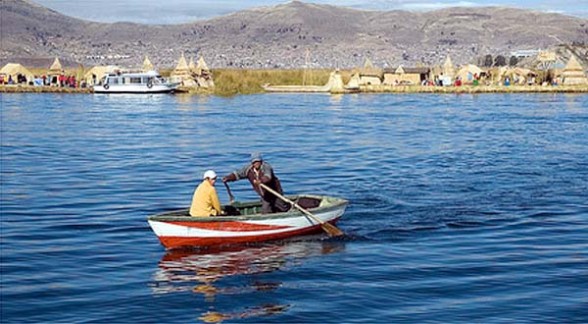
[2,0,587,69]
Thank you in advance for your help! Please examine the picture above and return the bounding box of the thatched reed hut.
[561,55,588,85]
[383,66,430,85]
[193,56,214,88]
[358,58,383,85]
[455,64,484,84]
[83,65,120,86]
[170,53,197,86]
[47,57,63,85]
[142,56,154,72]
[0,63,34,83]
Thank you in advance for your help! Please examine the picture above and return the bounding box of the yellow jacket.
[189,180,222,217]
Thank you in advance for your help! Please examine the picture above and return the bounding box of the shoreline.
[358,84,588,94]
[0,85,92,93]
[1,84,587,95]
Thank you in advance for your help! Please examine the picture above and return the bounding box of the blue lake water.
[1,92,587,323]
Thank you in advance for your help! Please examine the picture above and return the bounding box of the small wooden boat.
[148,194,348,249]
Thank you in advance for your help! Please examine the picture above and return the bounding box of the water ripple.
[1,93,587,322]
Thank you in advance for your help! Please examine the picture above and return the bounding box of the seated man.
[189,170,223,217]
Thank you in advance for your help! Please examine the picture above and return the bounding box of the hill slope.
[2,0,587,68]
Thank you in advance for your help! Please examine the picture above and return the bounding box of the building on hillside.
[561,55,588,85]
[383,66,430,85]
[510,49,541,58]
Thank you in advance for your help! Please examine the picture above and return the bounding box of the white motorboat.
[93,70,179,94]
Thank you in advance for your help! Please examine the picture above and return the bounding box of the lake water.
[1,92,587,323]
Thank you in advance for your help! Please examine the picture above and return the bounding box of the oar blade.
[322,222,344,237]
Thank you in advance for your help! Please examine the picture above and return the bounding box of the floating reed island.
[2,53,587,95]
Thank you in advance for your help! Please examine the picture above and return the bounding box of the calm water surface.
[1,93,587,323]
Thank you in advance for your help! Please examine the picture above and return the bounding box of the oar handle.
[224,181,235,204]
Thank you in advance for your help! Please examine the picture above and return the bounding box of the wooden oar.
[224,182,235,204]
[259,183,344,237]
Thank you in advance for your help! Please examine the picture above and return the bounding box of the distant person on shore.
[454,77,462,87]
[504,77,511,86]
[222,153,290,214]
[189,170,224,217]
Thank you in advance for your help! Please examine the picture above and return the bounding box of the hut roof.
[48,57,62,74]
[456,64,483,80]
[442,55,455,76]
[564,55,584,72]
[189,57,196,71]
[197,56,209,71]
[561,55,587,84]
[175,54,189,70]
[0,63,34,79]
[83,65,120,81]
[359,58,382,77]
[142,56,154,71]
[171,53,192,77]
[384,67,430,74]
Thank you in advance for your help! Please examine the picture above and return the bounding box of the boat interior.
[151,195,327,219]
[225,196,322,216]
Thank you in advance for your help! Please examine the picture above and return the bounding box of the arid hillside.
[2,0,587,68]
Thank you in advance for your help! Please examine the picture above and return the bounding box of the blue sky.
[34,0,588,24]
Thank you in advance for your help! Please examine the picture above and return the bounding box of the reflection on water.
[174,93,211,107]
[151,238,345,322]
[199,304,290,323]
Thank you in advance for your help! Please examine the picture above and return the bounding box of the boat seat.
[297,197,321,210]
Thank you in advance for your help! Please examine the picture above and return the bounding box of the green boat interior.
[149,195,343,220]
[225,195,322,216]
